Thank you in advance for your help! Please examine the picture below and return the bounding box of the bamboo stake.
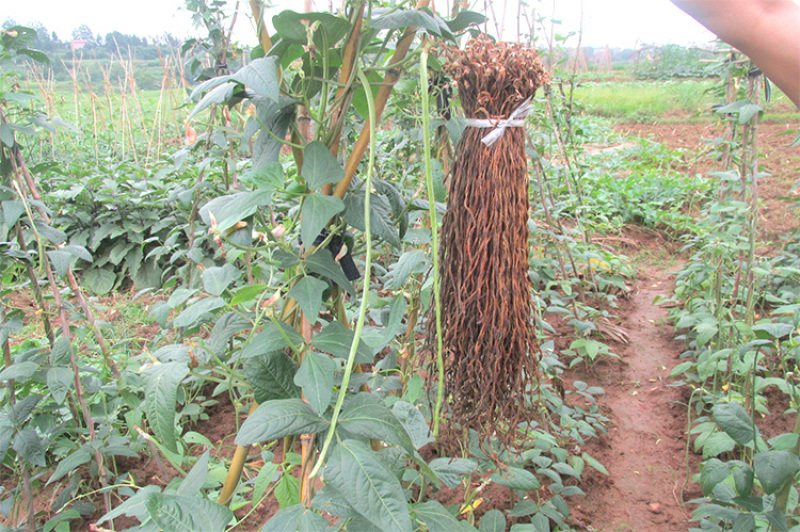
[333,0,432,200]
[324,0,366,170]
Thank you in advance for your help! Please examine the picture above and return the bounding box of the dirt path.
[571,265,696,531]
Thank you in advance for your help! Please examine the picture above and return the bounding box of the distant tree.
[30,23,62,52]
[104,31,148,51]
[2,18,18,30]
[160,34,182,48]
[71,24,94,42]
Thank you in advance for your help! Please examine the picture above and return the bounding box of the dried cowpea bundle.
[430,35,548,451]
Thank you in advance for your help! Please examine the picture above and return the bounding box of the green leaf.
[11,395,39,425]
[343,191,401,248]
[50,336,72,366]
[338,393,415,453]
[695,321,718,347]
[312,321,373,363]
[236,399,329,445]
[733,464,754,496]
[754,450,800,494]
[752,322,794,340]
[733,495,763,513]
[200,191,272,233]
[0,123,15,147]
[2,200,24,228]
[48,447,92,484]
[479,510,506,532]
[272,11,351,45]
[414,501,464,532]
[730,512,755,532]
[491,467,540,491]
[429,458,478,489]
[177,450,210,497]
[13,428,46,467]
[144,491,233,532]
[261,503,303,531]
[233,57,280,100]
[765,508,790,532]
[287,276,328,324]
[242,162,284,191]
[97,485,161,525]
[208,312,250,356]
[18,48,49,65]
[188,81,236,119]
[712,402,757,445]
[34,221,66,245]
[310,485,360,518]
[0,361,38,382]
[168,288,198,308]
[302,141,345,191]
[581,452,608,476]
[509,500,538,517]
[202,264,241,296]
[701,459,731,496]
[46,367,73,404]
[273,474,300,509]
[242,321,304,357]
[263,506,333,531]
[0,429,10,465]
[301,194,344,252]
[47,250,73,278]
[702,431,737,458]
[377,295,407,350]
[245,351,301,403]
[83,268,117,295]
[324,440,413,532]
[737,103,762,124]
[230,284,268,306]
[297,507,328,531]
[253,454,279,503]
[392,401,434,449]
[293,351,335,414]
[305,251,356,296]
[371,9,444,35]
[445,10,486,32]
[143,362,190,454]
[189,75,234,101]
[384,250,427,290]
[173,297,226,328]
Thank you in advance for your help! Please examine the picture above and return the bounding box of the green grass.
[573,80,716,121]
[573,79,799,123]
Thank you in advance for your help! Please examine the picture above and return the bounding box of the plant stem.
[420,46,445,437]
[310,67,375,478]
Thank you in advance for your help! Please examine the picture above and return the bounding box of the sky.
[2,0,719,49]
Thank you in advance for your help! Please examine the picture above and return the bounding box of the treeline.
[2,19,194,90]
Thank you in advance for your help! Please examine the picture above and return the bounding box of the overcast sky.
[3,0,718,49]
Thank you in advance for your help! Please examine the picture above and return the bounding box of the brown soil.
[570,262,697,531]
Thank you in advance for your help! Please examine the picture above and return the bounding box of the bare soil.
[570,261,697,531]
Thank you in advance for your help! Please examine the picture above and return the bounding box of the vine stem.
[310,67,375,479]
[419,45,445,437]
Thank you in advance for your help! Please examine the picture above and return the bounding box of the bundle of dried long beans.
[431,35,548,450]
